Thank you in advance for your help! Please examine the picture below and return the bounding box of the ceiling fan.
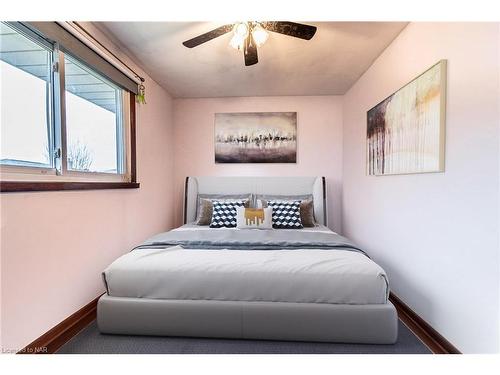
[182,21,317,66]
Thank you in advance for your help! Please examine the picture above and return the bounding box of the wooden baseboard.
[17,294,102,354]
[389,292,461,354]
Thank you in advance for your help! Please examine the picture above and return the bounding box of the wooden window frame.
[0,95,139,193]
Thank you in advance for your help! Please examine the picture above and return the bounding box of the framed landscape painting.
[367,60,447,175]
[215,112,297,163]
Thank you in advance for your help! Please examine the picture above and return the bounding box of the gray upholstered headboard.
[184,176,327,226]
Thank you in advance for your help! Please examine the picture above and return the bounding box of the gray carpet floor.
[57,320,431,354]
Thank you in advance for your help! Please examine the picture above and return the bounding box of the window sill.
[0,181,140,193]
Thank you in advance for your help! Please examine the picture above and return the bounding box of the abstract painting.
[367,60,447,175]
[215,112,297,163]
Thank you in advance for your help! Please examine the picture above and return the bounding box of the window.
[64,54,124,174]
[0,22,53,169]
[0,22,137,191]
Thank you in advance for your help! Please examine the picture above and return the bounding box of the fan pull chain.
[136,77,146,105]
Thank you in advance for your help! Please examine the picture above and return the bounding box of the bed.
[97,176,398,344]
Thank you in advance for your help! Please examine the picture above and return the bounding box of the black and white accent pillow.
[209,200,246,228]
[268,200,303,229]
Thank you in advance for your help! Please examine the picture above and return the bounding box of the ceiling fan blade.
[244,33,258,66]
[182,24,234,48]
[261,21,317,40]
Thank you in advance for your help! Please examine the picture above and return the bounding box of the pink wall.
[0,25,175,351]
[172,96,344,231]
[342,23,499,353]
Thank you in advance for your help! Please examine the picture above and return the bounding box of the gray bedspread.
[104,226,388,304]
[135,227,367,256]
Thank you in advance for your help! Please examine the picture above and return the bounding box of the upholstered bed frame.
[183,176,328,225]
[97,176,398,344]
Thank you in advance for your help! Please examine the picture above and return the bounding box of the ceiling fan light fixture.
[229,33,245,50]
[182,21,317,66]
[234,22,249,38]
[229,22,250,51]
[251,24,269,47]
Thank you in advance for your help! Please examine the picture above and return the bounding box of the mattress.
[103,225,389,305]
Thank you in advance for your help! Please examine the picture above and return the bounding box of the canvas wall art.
[215,112,297,163]
[367,60,446,175]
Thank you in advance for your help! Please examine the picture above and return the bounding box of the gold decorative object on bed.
[244,208,265,226]
[237,207,273,229]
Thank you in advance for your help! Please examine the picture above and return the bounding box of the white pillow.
[236,207,273,229]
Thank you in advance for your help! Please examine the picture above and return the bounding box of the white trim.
[123,91,132,180]
[1,167,128,183]
[0,165,56,177]
[55,44,67,175]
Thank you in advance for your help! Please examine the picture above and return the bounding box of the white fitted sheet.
[103,227,389,305]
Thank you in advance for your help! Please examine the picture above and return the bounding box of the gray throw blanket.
[134,228,367,256]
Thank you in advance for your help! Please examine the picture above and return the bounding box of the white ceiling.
[96,22,407,98]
